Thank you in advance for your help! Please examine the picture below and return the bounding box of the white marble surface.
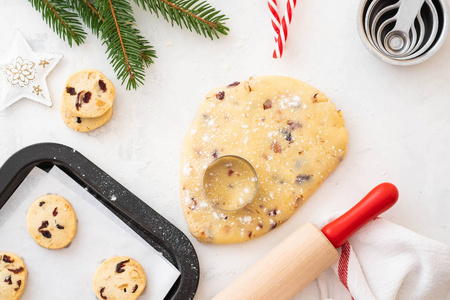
[0,0,449,299]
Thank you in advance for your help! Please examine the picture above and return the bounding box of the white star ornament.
[0,30,62,111]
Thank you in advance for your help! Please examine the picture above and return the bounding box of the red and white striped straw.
[270,0,298,59]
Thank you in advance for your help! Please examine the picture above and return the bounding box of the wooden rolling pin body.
[213,222,338,300]
[213,183,399,300]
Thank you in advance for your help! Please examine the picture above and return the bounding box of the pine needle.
[96,0,155,89]
[28,0,87,46]
[138,35,157,67]
[70,0,104,36]
[27,0,228,89]
[71,0,155,68]
[133,0,229,39]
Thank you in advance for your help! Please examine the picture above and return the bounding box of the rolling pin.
[213,182,399,300]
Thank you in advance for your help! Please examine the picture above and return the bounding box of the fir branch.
[96,0,155,89]
[27,0,227,90]
[70,0,155,67]
[70,0,104,36]
[28,0,86,46]
[133,0,229,39]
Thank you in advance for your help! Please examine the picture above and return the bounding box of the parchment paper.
[0,166,180,299]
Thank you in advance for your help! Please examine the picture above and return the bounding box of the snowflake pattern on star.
[3,56,36,88]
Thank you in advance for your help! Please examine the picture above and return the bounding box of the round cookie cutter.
[202,155,259,211]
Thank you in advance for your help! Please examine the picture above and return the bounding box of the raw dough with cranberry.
[0,251,28,300]
[62,69,115,118]
[180,76,348,244]
[92,256,146,300]
[26,194,77,249]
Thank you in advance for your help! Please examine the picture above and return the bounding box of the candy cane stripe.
[272,0,298,58]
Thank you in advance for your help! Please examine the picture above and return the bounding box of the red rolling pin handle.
[321,182,399,248]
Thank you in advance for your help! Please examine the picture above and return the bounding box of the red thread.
[338,241,354,300]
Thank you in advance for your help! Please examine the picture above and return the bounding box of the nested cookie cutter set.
[358,0,449,65]
[0,143,199,300]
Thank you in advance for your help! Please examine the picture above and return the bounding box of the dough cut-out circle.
[180,76,348,244]
[26,194,77,249]
[92,256,146,300]
[0,251,28,300]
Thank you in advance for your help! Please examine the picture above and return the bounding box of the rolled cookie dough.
[0,252,28,300]
[92,256,146,300]
[62,69,115,118]
[180,76,348,244]
[26,194,77,249]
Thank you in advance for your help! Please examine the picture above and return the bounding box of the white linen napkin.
[316,216,450,300]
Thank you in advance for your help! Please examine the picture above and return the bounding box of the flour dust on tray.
[180,76,348,244]
[0,251,28,300]
[26,194,77,249]
[93,256,147,300]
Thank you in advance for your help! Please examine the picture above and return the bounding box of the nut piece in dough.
[26,194,77,249]
[93,256,147,300]
[0,251,28,300]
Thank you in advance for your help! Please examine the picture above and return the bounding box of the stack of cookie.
[61,69,115,132]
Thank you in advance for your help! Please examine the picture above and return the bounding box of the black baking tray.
[0,142,199,300]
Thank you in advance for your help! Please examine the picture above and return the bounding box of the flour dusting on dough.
[180,76,348,244]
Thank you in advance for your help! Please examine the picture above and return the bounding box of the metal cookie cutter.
[202,155,259,211]
[358,0,449,65]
